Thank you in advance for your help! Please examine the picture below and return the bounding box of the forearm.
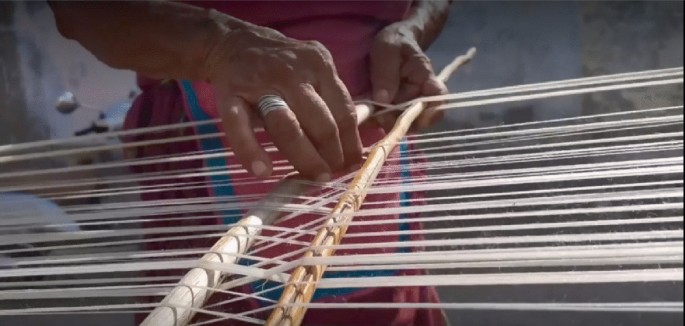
[403,0,452,50]
[48,1,248,81]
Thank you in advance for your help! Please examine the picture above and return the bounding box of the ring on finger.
[257,95,289,118]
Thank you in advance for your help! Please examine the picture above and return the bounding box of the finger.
[416,78,448,130]
[393,82,423,105]
[394,82,422,134]
[400,54,434,85]
[374,111,400,133]
[370,40,402,104]
[261,103,332,182]
[423,77,448,102]
[245,105,263,129]
[317,75,364,168]
[217,94,273,179]
[282,83,345,172]
[415,106,445,131]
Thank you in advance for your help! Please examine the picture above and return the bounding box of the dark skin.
[49,0,452,181]
[370,0,452,132]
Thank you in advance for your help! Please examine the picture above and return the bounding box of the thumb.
[370,41,402,105]
[415,78,448,131]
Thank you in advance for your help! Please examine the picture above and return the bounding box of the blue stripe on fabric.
[179,80,242,225]
[397,140,412,253]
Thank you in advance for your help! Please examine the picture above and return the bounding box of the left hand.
[368,22,447,133]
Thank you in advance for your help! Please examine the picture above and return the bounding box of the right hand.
[203,26,363,182]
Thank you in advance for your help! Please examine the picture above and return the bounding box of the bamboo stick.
[265,47,477,326]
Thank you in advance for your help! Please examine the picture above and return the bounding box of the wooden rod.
[265,47,477,326]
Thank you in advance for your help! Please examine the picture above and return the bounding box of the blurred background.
[0,1,683,326]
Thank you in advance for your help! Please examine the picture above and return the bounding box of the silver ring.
[257,95,289,118]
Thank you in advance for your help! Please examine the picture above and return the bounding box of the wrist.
[400,0,451,50]
[198,9,251,82]
[397,19,425,46]
[393,10,431,50]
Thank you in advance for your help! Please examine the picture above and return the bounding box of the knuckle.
[418,54,432,66]
[409,53,432,69]
[305,40,327,56]
[337,110,358,131]
[272,120,300,138]
[305,40,335,71]
[312,123,339,146]
[372,31,393,45]
[304,40,323,49]
[295,82,315,94]
[261,54,298,79]
[373,34,402,52]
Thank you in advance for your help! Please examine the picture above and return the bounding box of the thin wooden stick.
[265,47,477,326]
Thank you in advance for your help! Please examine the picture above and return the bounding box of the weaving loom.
[0,47,683,326]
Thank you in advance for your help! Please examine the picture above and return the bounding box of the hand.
[369,23,447,133]
[205,26,363,181]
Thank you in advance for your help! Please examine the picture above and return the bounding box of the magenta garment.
[123,1,448,325]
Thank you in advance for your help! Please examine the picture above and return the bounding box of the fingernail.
[425,78,446,94]
[316,172,331,183]
[226,97,242,114]
[251,160,269,177]
[374,89,390,104]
